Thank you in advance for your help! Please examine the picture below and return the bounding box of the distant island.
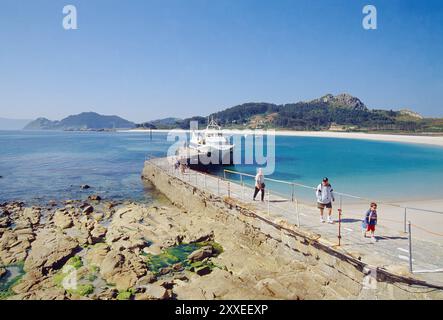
[137,93,443,133]
[24,112,136,131]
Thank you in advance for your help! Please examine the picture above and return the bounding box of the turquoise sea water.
[1,131,443,204]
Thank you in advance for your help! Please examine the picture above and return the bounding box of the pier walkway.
[146,156,443,286]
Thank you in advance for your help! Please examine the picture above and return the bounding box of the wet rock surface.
[1,200,234,300]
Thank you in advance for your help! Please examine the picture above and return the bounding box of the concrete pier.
[142,156,443,298]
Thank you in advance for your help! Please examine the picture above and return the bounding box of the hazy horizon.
[1,0,443,121]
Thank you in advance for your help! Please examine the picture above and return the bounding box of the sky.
[0,0,442,122]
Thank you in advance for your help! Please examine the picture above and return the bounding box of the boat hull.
[188,144,234,165]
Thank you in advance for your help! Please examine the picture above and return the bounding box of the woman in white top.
[253,168,265,201]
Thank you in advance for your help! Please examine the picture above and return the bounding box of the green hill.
[142,93,434,132]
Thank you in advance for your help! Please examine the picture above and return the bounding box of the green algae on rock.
[0,263,25,300]
[143,241,223,275]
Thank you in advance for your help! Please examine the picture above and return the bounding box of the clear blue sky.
[0,0,442,122]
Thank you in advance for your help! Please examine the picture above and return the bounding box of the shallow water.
[145,243,201,274]
[0,264,25,298]
[1,130,443,204]
[0,130,172,204]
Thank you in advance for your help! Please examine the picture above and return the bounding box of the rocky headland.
[0,197,326,300]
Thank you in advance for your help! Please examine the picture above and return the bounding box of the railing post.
[296,199,300,227]
[338,208,342,246]
[408,221,413,273]
[404,208,407,233]
[291,183,295,202]
[338,195,343,246]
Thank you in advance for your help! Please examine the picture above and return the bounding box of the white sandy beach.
[126,129,443,148]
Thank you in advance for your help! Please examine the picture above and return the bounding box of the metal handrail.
[224,169,443,215]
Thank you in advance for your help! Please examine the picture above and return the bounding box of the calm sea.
[1,130,443,205]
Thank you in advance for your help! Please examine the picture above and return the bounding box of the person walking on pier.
[316,177,335,223]
[253,168,266,202]
[364,202,378,242]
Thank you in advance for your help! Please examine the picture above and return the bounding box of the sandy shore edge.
[123,129,443,148]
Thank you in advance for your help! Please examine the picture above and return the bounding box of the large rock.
[0,266,6,279]
[0,216,9,228]
[12,273,67,299]
[22,208,41,226]
[135,273,157,288]
[54,211,73,230]
[91,223,107,243]
[188,246,213,263]
[82,206,94,215]
[99,250,143,291]
[138,284,170,300]
[99,251,124,279]
[85,243,110,267]
[0,230,32,264]
[24,229,79,275]
[111,271,138,291]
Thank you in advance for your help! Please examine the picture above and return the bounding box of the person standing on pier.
[253,168,266,202]
[316,177,335,223]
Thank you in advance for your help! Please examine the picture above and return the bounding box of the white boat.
[189,118,234,165]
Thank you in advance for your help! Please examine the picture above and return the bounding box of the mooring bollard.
[408,221,413,273]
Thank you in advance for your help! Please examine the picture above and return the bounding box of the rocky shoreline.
[0,197,317,300]
[5,190,441,300]
[0,198,230,300]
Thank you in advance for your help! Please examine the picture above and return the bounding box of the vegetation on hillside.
[137,94,443,133]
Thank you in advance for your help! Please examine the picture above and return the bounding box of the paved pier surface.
[147,156,443,286]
